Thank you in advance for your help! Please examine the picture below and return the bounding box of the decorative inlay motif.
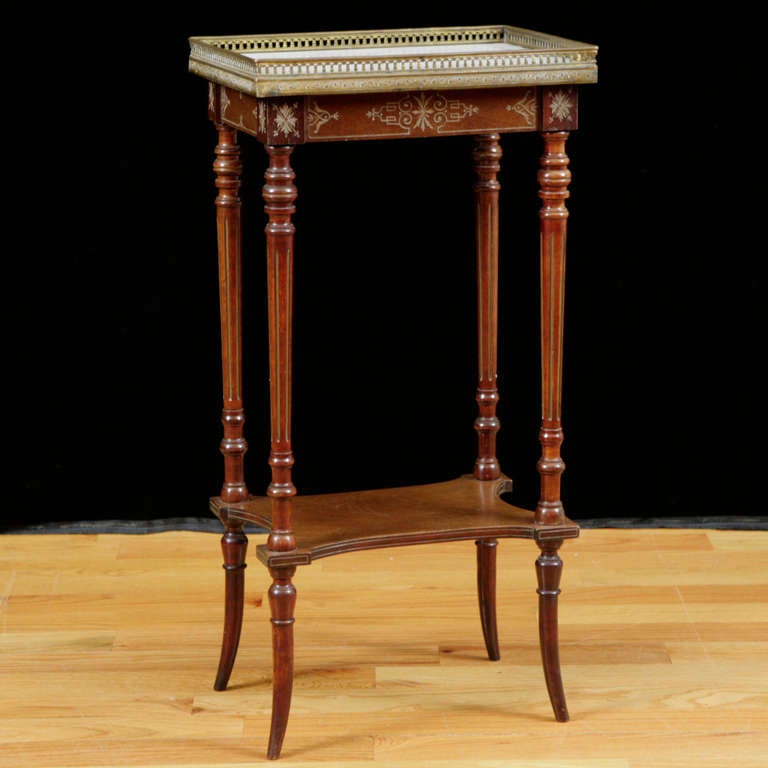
[256,102,268,134]
[220,87,231,115]
[272,102,301,138]
[307,100,340,135]
[366,92,478,133]
[505,89,536,126]
[547,89,574,125]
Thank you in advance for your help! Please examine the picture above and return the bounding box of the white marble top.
[242,41,526,62]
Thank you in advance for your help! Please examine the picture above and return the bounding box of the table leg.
[212,123,250,691]
[536,131,570,525]
[472,134,503,661]
[267,565,297,760]
[476,538,500,660]
[214,124,249,504]
[263,143,299,760]
[472,133,502,482]
[263,144,297,553]
[214,526,248,690]
[536,540,569,720]
[535,130,572,720]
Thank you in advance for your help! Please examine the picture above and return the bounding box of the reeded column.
[536,131,570,524]
[263,145,297,553]
[213,124,249,693]
[214,124,249,504]
[472,134,502,481]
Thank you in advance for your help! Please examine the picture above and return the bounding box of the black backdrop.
[8,6,757,528]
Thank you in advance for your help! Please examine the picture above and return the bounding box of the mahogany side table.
[188,24,598,760]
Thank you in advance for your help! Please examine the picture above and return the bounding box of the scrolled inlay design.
[307,100,340,134]
[505,89,537,126]
[367,91,479,134]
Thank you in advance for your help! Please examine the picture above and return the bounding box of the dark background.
[8,6,758,529]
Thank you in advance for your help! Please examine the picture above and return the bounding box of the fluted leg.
[476,538,500,660]
[267,566,297,760]
[536,131,570,525]
[536,540,569,721]
[211,118,250,692]
[472,134,502,481]
[214,525,248,691]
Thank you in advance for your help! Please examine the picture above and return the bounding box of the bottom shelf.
[210,475,579,567]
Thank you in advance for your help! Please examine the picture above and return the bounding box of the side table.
[188,24,598,759]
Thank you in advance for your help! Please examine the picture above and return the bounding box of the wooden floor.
[1,527,766,767]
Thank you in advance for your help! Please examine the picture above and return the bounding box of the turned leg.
[267,566,297,760]
[472,134,502,482]
[476,538,500,660]
[535,130,573,720]
[472,135,503,661]
[536,540,569,721]
[536,131,570,526]
[211,117,250,690]
[214,524,248,690]
[263,143,299,760]
[213,120,249,506]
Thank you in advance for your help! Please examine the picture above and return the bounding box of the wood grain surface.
[1,529,765,766]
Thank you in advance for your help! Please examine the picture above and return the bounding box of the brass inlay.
[547,88,574,125]
[255,101,268,134]
[285,246,292,440]
[272,246,281,441]
[505,89,537,126]
[220,87,231,116]
[548,233,556,419]
[223,226,233,402]
[307,100,340,134]
[486,206,495,382]
[542,232,564,420]
[367,92,478,134]
[234,227,241,402]
[272,102,301,138]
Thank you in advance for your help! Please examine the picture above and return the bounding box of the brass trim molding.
[189,25,598,97]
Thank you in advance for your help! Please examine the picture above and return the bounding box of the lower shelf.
[210,475,579,567]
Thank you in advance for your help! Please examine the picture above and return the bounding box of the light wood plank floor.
[1,528,766,767]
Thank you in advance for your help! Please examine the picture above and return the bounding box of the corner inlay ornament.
[547,89,574,125]
[272,102,301,138]
[367,92,479,134]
